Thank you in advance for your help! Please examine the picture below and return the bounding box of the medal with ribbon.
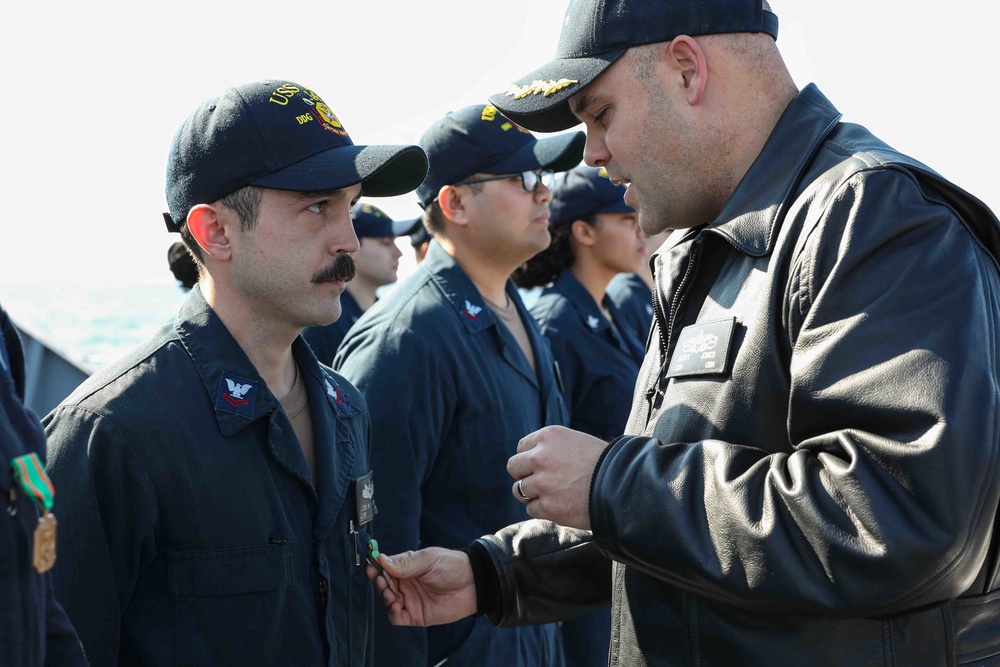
[10,453,57,573]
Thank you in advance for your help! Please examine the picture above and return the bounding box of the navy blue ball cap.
[416,104,585,208]
[164,80,428,229]
[488,0,779,133]
[351,203,416,238]
[549,165,634,226]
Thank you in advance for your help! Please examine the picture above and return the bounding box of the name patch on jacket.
[216,372,258,419]
[354,471,375,526]
[666,317,736,378]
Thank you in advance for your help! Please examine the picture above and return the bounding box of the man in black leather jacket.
[367,1,1000,665]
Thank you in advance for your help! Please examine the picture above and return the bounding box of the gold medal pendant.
[10,453,58,574]
[33,510,57,573]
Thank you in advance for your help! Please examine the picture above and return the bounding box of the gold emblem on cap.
[361,203,385,217]
[503,79,579,100]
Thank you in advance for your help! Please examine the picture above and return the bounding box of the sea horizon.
[0,282,188,372]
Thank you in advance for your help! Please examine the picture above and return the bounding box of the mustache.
[313,253,356,284]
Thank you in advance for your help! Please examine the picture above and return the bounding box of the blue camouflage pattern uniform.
[334,240,568,667]
[528,269,644,667]
[43,287,376,667]
[303,289,365,366]
[606,272,654,347]
[1,305,87,666]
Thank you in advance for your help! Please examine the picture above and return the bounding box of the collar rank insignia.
[586,315,601,330]
[325,379,348,412]
[504,79,579,100]
[462,300,483,322]
[216,372,257,419]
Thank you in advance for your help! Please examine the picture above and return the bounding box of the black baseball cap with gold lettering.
[164,79,428,231]
[488,0,778,133]
[416,103,585,208]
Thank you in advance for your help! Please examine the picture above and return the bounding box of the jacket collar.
[421,239,548,389]
[552,269,645,361]
[175,286,356,438]
[552,269,612,334]
[420,239,504,335]
[705,84,843,257]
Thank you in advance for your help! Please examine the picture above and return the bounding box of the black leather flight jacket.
[471,85,1000,666]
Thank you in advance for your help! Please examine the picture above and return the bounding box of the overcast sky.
[2,0,997,287]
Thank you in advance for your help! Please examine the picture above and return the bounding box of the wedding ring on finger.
[517,478,530,501]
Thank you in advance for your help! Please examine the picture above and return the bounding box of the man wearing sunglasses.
[334,104,584,667]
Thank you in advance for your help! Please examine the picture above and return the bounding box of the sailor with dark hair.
[43,79,427,667]
[1,304,88,666]
[514,165,645,442]
[334,103,584,667]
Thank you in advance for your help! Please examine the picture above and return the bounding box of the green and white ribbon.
[10,453,54,512]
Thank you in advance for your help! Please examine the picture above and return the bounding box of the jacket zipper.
[665,243,699,355]
[649,243,700,412]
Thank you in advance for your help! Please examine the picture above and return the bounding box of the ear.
[667,36,708,105]
[437,185,472,228]
[186,204,233,262]
[570,219,597,247]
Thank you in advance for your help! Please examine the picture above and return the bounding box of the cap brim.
[392,216,423,236]
[488,49,627,133]
[488,130,586,176]
[252,144,428,198]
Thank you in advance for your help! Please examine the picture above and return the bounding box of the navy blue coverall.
[43,287,377,667]
[334,240,568,667]
[606,272,654,347]
[1,305,87,667]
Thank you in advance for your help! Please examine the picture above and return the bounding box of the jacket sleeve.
[590,167,1000,617]
[43,407,158,667]
[334,325,452,667]
[473,519,612,626]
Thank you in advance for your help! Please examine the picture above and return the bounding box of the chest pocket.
[168,543,293,666]
[339,525,373,666]
[457,409,535,532]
